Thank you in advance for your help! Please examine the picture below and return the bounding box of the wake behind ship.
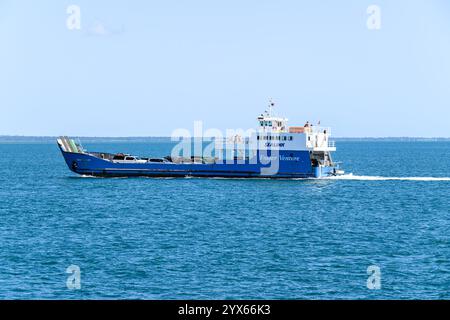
[58,102,344,178]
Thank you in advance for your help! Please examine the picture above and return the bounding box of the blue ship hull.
[59,148,337,179]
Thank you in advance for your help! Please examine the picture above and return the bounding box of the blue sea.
[0,139,449,299]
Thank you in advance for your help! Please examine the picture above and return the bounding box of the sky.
[0,0,449,137]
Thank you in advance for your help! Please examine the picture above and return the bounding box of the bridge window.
[289,136,293,141]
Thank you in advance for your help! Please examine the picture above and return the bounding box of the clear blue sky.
[1,0,449,137]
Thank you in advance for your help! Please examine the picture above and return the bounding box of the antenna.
[268,98,275,116]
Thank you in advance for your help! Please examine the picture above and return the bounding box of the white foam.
[323,173,450,181]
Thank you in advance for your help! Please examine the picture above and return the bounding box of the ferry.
[57,101,344,178]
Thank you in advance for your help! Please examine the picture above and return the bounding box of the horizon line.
[1,135,450,140]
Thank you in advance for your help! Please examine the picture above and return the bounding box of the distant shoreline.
[0,136,449,143]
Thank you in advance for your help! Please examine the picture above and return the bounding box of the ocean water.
[0,140,449,299]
